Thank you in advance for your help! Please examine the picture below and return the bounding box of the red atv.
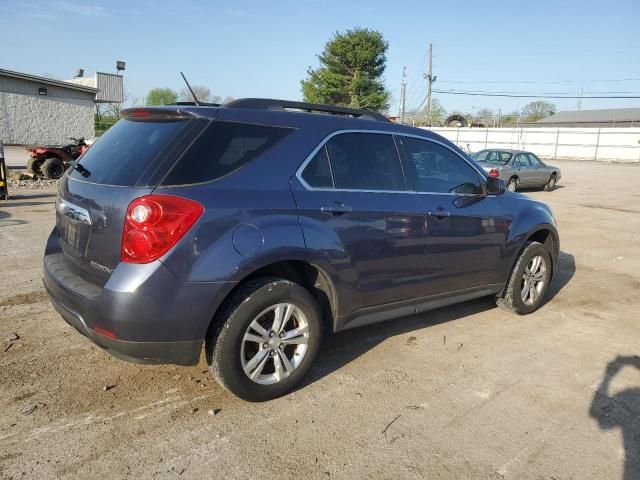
[26,137,88,179]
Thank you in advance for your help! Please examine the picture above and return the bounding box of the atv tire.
[26,157,41,175]
[40,157,65,179]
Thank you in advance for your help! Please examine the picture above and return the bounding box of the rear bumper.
[44,228,236,365]
[45,285,202,365]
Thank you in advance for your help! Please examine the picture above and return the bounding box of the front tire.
[40,157,65,179]
[206,277,323,401]
[496,241,552,315]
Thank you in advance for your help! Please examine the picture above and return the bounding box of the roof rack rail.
[173,101,221,107]
[224,98,390,122]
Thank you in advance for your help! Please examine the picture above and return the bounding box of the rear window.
[162,121,292,185]
[69,118,187,186]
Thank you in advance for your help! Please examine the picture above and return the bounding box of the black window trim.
[296,129,488,197]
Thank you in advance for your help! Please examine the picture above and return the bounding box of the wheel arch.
[500,224,559,297]
[206,259,338,339]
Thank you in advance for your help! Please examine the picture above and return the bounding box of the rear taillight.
[121,195,204,264]
[488,168,500,178]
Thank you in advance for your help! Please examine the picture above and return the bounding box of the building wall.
[66,73,124,103]
[0,74,94,101]
[0,92,95,145]
[425,127,640,162]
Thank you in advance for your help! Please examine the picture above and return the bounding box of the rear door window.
[527,153,542,166]
[69,118,188,186]
[515,154,531,167]
[324,133,405,191]
[474,150,489,162]
[163,121,292,185]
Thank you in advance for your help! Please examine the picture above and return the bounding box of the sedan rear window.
[162,121,292,185]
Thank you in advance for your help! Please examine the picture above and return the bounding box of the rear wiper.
[69,160,90,178]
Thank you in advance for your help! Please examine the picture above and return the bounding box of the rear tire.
[496,241,552,315]
[26,157,41,175]
[40,157,65,179]
[206,277,323,401]
[507,177,518,192]
[544,173,557,191]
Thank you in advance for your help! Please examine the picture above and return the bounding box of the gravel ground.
[0,160,639,480]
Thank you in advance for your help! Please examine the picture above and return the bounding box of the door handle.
[320,202,352,216]
[428,208,450,219]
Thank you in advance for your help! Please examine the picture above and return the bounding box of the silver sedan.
[471,149,561,192]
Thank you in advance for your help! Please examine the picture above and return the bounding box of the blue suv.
[44,99,559,401]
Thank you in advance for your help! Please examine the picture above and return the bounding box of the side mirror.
[485,176,505,195]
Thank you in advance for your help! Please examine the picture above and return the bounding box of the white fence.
[423,127,640,162]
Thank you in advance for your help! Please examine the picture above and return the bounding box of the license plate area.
[57,198,92,258]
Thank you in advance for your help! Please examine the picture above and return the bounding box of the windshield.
[474,150,512,165]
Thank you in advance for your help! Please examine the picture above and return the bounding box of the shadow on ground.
[517,185,566,193]
[7,193,56,201]
[544,251,575,304]
[591,356,640,480]
[304,250,575,388]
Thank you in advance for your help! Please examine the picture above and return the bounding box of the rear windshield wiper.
[69,160,91,178]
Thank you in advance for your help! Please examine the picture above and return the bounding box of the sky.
[1,0,639,117]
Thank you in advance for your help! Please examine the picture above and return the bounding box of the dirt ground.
[1,160,639,480]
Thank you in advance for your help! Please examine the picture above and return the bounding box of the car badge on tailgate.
[90,260,114,274]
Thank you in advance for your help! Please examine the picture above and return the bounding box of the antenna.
[180,72,200,106]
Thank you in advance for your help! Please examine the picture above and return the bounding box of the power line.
[432,89,640,99]
[403,52,429,110]
[434,88,640,96]
[408,94,428,114]
[437,78,640,85]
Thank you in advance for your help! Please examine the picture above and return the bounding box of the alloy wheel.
[240,303,309,385]
[521,255,546,305]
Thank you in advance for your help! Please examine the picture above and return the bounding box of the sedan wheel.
[507,178,518,192]
[544,174,557,191]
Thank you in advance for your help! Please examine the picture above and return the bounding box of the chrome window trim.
[295,129,489,197]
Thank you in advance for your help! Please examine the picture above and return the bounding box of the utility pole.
[577,88,583,110]
[423,44,436,126]
[398,66,407,124]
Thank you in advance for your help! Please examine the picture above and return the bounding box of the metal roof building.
[0,68,122,145]
[535,108,640,127]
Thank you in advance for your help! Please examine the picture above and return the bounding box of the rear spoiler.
[121,108,196,121]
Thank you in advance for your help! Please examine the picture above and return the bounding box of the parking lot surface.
[1,160,639,479]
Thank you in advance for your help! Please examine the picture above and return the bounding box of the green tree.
[178,85,222,104]
[425,98,446,125]
[145,87,178,106]
[474,108,494,127]
[522,101,555,122]
[301,28,391,111]
[501,110,522,126]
